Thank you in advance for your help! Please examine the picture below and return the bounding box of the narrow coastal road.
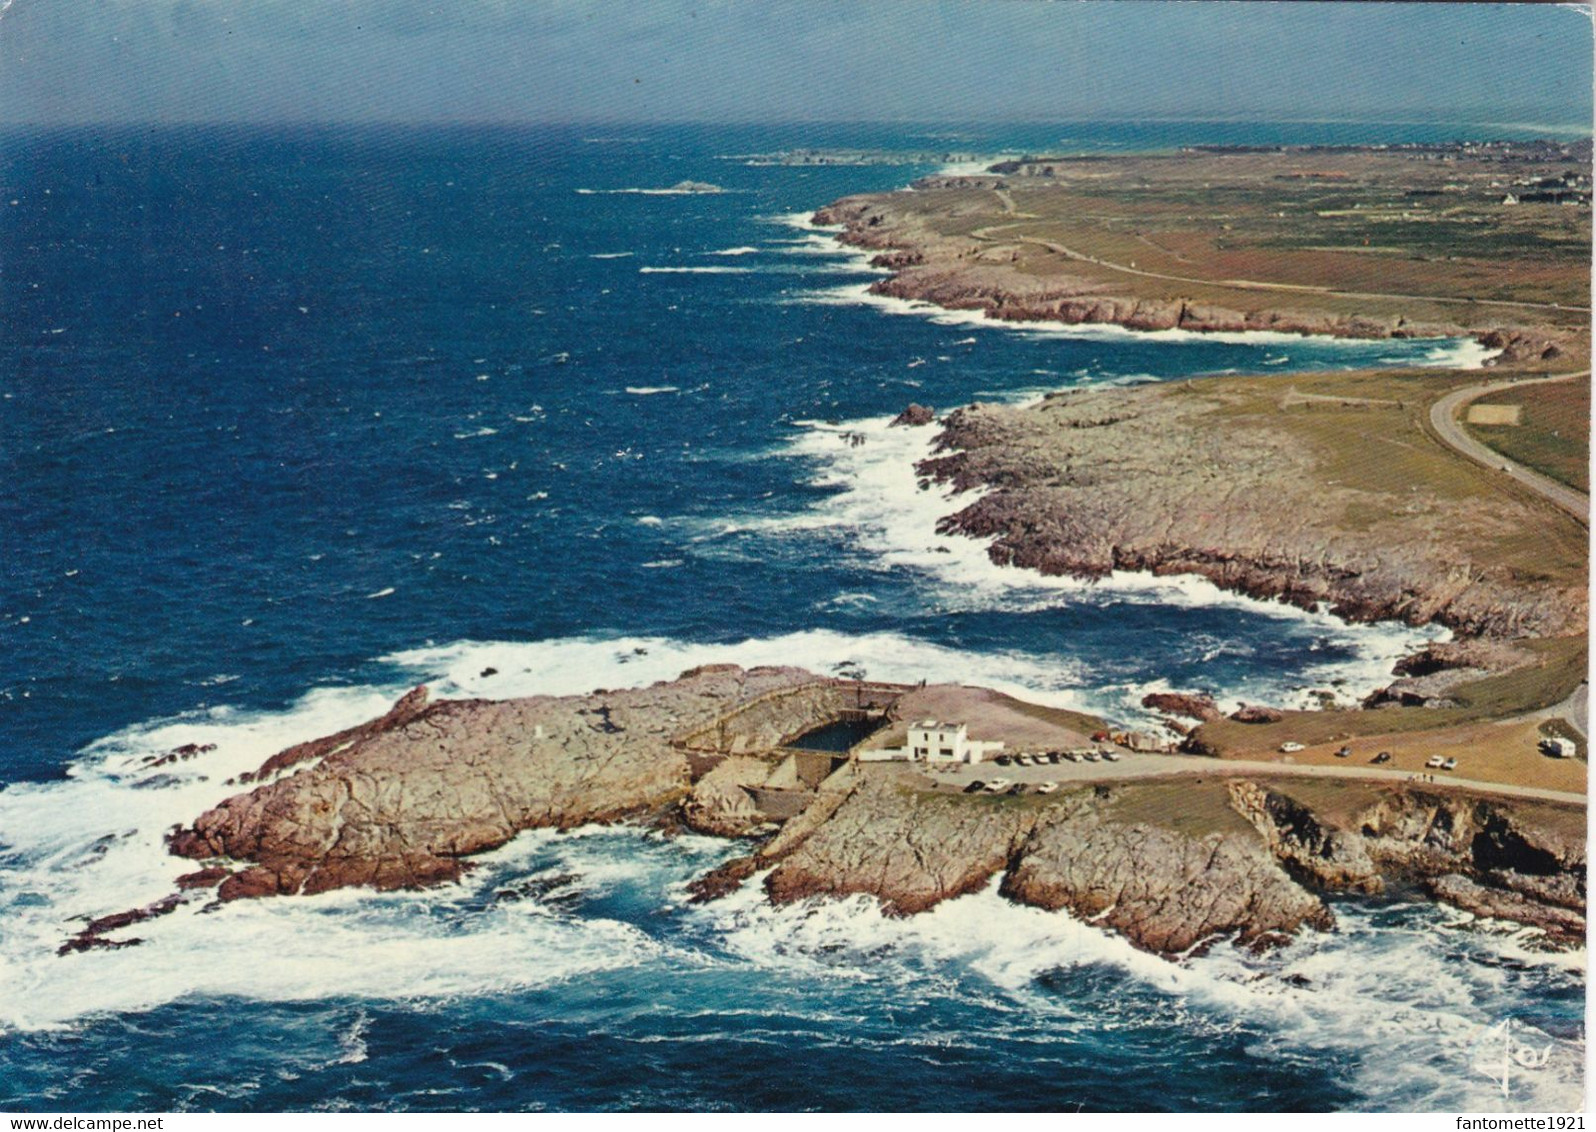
[1012,234,1591,314]
[1427,370,1590,525]
[1527,680,1589,739]
[932,750,1586,806]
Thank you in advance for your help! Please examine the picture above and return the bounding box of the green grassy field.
[1465,376,1590,492]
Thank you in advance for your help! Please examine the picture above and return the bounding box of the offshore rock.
[1142,692,1222,722]
[891,403,937,427]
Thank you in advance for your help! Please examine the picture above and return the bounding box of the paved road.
[1427,370,1589,524]
[1528,680,1590,739]
[927,750,1586,806]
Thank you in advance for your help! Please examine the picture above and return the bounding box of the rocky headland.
[917,387,1586,642]
[58,666,1587,961]
[811,147,1586,364]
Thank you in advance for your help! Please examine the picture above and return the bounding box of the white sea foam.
[638,266,751,275]
[766,212,889,276]
[588,252,634,260]
[0,684,703,1032]
[753,410,1445,717]
[706,246,761,257]
[624,386,679,395]
[384,629,1092,711]
[691,878,1585,1111]
[1422,337,1501,370]
[0,636,1577,1113]
[576,187,728,196]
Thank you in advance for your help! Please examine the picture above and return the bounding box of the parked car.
[1279,741,1305,753]
[1007,783,1026,796]
[1064,752,1082,763]
[1101,751,1122,763]
[1425,755,1445,769]
[994,755,1012,766]
[1083,752,1101,763]
[1371,751,1392,764]
[1335,746,1352,758]
[963,781,987,794]
[983,778,1013,792]
[1442,757,1457,771]
[1036,781,1059,795]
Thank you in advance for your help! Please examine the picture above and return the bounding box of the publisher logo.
[1470,1017,1556,1100]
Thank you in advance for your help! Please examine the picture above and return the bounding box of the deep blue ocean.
[0,121,1583,1112]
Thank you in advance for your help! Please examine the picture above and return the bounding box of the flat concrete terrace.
[854,683,1104,758]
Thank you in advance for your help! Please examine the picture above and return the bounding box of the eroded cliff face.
[167,665,819,901]
[811,191,1540,350]
[1000,801,1334,955]
[913,391,1584,646]
[694,767,1583,958]
[1232,782,1587,946]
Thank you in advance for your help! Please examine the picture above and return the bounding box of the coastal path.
[1427,370,1590,525]
[927,750,1586,806]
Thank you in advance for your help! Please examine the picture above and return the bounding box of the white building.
[908,720,1004,764]
[855,719,1005,764]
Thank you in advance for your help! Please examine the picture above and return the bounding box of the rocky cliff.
[811,189,1554,353]
[167,664,818,900]
[55,666,1582,962]
[913,387,1585,649]
[703,768,1584,955]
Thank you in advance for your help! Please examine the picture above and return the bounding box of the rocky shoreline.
[812,181,1571,365]
[59,667,1588,961]
[909,387,1584,652]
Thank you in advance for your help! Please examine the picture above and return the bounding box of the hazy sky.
[2,1,1591,126]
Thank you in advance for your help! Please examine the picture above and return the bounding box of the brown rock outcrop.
[111,670,1582,964]
[761,768,1033,914]
[168,665,821,900]
[1002,803,1333,955]
[1227,782,1382,893]
[1426,875,1586,946]
[1141,692,1222,722]
[1233,782,1586,941]
[1230,705,1286,725]
[890,403,936,427]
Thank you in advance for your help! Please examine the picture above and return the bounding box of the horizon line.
[0,113,1590,133]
